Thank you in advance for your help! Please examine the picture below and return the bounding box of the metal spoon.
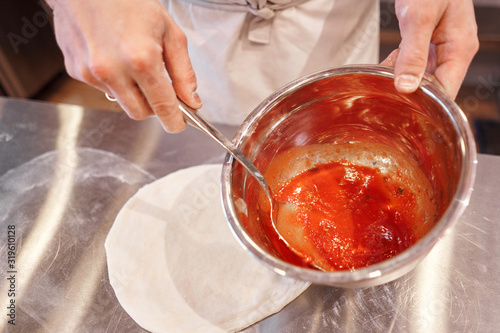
[178,100,276,219]
[178,101,332,270]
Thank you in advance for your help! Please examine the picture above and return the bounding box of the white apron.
[161,0,380,125]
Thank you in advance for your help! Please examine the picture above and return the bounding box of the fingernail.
[164,119,187,134]
[395,74,420,93]
[192,91,202,107]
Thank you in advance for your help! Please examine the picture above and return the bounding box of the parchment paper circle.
[105,164,310,333]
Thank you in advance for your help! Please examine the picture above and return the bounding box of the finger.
[75,53,152,118]
[163,15,202,109]
[62,42,120,100]
[76,59,117,97]
[110,81,155,120]
[393,1,438,94]
[433,42,476,99]
[432,6,479,98]
[129,46,187,133]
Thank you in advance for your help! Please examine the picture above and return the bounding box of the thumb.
[393,3,436,94]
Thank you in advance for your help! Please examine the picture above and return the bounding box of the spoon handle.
[178,100,272,198]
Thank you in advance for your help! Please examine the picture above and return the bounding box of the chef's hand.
[45,0,201,133]
[380,0,479,99]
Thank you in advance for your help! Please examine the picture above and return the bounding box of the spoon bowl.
[178,101,286,244]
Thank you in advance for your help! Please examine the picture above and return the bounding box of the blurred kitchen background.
[1,0,499,154]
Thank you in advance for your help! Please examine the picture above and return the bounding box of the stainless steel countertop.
[0,97,499,333]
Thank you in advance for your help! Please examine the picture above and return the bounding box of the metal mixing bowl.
[221,65,477,287]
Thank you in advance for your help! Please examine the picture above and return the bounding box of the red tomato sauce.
[271,161,418,271]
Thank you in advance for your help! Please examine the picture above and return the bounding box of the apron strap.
[179,0,310,44]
